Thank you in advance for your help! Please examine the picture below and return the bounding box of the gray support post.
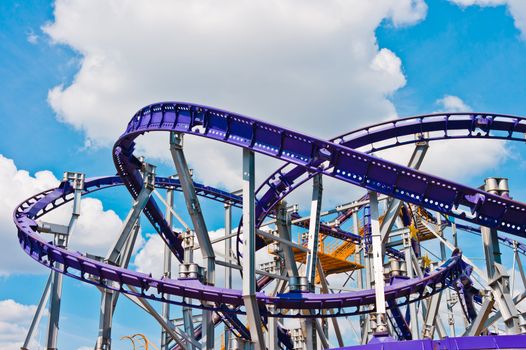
[369,191,388,335]
[465,295,495,336]
[96,164,154,350]
[22,273,53,350]
[241,149,265,349]
[403,230,419,339]
[169,132,215,349]
[481,227,499,278]
[126,286,191,350]
[482,178,504,273]
[380,143,428,244]
[305,174,323,288]
[489,264,520,333]
[422,292,443,339]
[162,185,174,350]
[182,230,196,349]
[409,249,447,339]
[170,132,215,282]
[480,177,519,333]
[47,172,84,350]
[353,211,368,345]
[304,174,323,350]
[267,306,279,350]
[224,203,232,350]
[316,260,344,347]
[276,201,299,279]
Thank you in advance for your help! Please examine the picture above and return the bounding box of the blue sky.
[0,1,525,349]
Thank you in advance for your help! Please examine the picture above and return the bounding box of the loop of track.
[13,102,526,348]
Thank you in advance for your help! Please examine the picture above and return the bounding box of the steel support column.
[380,143,428,244]
[276,201,299,279]
[369,191,388,334]
[305,174,323,288]
[422,291,443,339]
[47,172,84,350]
[170,132,215,349]
[96,164,154,350]
[21,273,52,350]
[162,185,174,350]
[182,230,196,349]
[224,203,233,350]
[242,149,265,349]
[304,174,323,349]
[480,177,519,334]
[465,295,495,336]
[403,230,419,339]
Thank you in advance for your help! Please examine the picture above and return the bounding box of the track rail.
[14,176,464,316]
[13,102,526,348]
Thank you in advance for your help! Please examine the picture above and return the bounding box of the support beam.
[170,132,215,349]
[380,143,428,244]
[354,211,368,345]
[126,286,192,350]
[182,230,196,349]
[465,295,495,336]
[47,172,84,350]
[170,132,215,281]
[162,185,174,350]
[483,290,526,330]
[224,203,232,350]
[305,174,323,289]
[304,174,323,350]
[369,191,388,335]
[422,291,443,339]
[403,230,419,339]
[96,164,154,350]
[409,248,447,339]
[276,201,300,279]
[480,177,519,334]
[317,260,344,347]
[21,273,52,350]
[242,149,265,349]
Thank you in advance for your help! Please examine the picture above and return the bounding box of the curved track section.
[13,102,526,349]
[253,113,526,247]
[14,176,463,316]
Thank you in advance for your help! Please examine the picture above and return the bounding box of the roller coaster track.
[14,102,526,349]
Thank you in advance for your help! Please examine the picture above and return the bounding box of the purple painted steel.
[12,103,526,348]
[333,334,526,349]
[13,176,463,316]
[253,113,526,249]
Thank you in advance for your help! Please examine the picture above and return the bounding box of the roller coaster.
[14,102,526,349]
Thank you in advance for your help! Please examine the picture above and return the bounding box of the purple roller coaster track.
[14,102,526,349]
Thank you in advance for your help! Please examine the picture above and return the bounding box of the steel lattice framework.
[14,102,526,350]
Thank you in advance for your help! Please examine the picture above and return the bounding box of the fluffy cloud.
[43,0,428,191]
[450,0,526,39]
[0,154,123,276]
[0,299,41,350]
[435,94,472,112]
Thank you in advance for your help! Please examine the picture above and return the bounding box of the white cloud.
[0,299,41,350]
[435,94,472,112]
[0,154,124,276]
[26,30,39,44]
[43,0,428,191]
[450,0,526,39]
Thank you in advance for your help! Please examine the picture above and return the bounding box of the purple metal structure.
[14,102,526,349]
